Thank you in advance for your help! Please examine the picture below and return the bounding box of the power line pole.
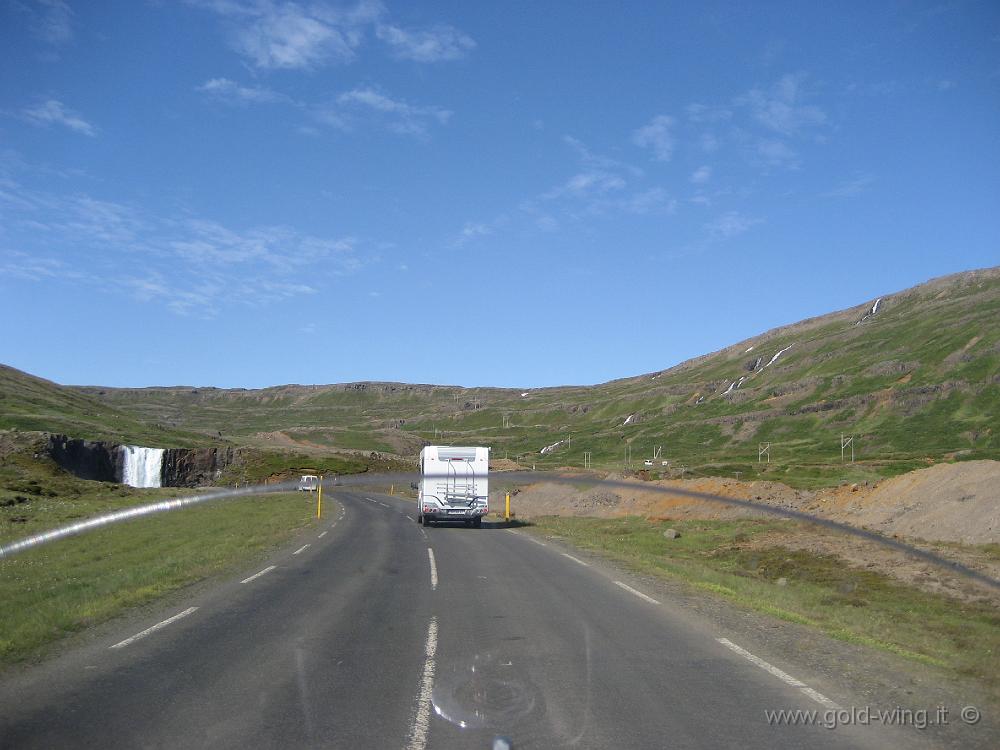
[584,451,592,469]
[841,434,854,463]
[758,442,770,463]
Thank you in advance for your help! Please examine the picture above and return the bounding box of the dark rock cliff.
[162,447,239,487]
[47,435,121,482]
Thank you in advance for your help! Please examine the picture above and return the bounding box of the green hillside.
[5,267,998,489]
[0,366,215,447]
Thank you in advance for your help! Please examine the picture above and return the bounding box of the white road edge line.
[506,529,546,546]
[109,607,198,649]
[561,552,590,567]
[614,581,661,605]
[318,531,328,539]
[717,638,840,709]
[378,501,390,507]
[427,548,438,591]
[241,565,276,584]
[293,544,310,555]
[406,515,415,522]
[405,616,438,750]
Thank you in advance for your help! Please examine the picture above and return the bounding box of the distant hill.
[5,266,998,488]
[0,365,217,448]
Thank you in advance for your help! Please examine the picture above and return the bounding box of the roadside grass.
[0,490,320,667]
[527,515,1000,697]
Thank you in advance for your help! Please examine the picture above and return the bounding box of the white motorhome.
[297,474,319,492]
[418,446,489,527]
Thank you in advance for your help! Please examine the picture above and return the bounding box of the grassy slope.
[0,365,216,447]
[62,267,998,488]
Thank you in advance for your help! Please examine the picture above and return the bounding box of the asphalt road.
[0,492,920,749]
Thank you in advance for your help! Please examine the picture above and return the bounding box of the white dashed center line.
[405,616,438,750]
[427,548,438,590]
[241,565,276,584]
[293,544,310,555]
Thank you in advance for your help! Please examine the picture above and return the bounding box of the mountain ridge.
[3,265,998,488]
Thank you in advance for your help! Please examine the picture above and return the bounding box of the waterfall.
[120,446,165,488]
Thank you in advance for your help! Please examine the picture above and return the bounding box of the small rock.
[850,483,859,492]
[663,528,681,540]
[776,577,788,587]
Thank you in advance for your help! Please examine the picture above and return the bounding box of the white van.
[418,446,489,527]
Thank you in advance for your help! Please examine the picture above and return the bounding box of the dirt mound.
[819,460,999,544]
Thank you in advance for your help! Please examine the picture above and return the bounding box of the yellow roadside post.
[505,491,511,522]
[317,475,323,519]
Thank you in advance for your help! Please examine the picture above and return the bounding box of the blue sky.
[1,1,998,389]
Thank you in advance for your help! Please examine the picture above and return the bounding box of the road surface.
[0,491,921,749]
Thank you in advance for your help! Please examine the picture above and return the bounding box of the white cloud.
[699,133,720,153]
[563,135,643,176]
[690,165,712,184]
[0,250,78,281]
[190,1,474,69]
[632,115,675,161]
[535,214,559,232]
[706,211,763,240]
[543,171,626,200]
[823,174,875,198]
[335,87,451,135]
[376,23,475,62]
[0,179,363,317]
[737,73,826,135]
[755,138,799,168]
[620,187,676,215]
[30,0,74,46]
[234,8,354,69]
[685,103,732,123]
[196,77,289,105]
[459,222,490,240]
[189,0,384,70]
[19,99,96,136]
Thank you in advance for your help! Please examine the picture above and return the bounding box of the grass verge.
[0,489,320,667]
[527,515,1000,696]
